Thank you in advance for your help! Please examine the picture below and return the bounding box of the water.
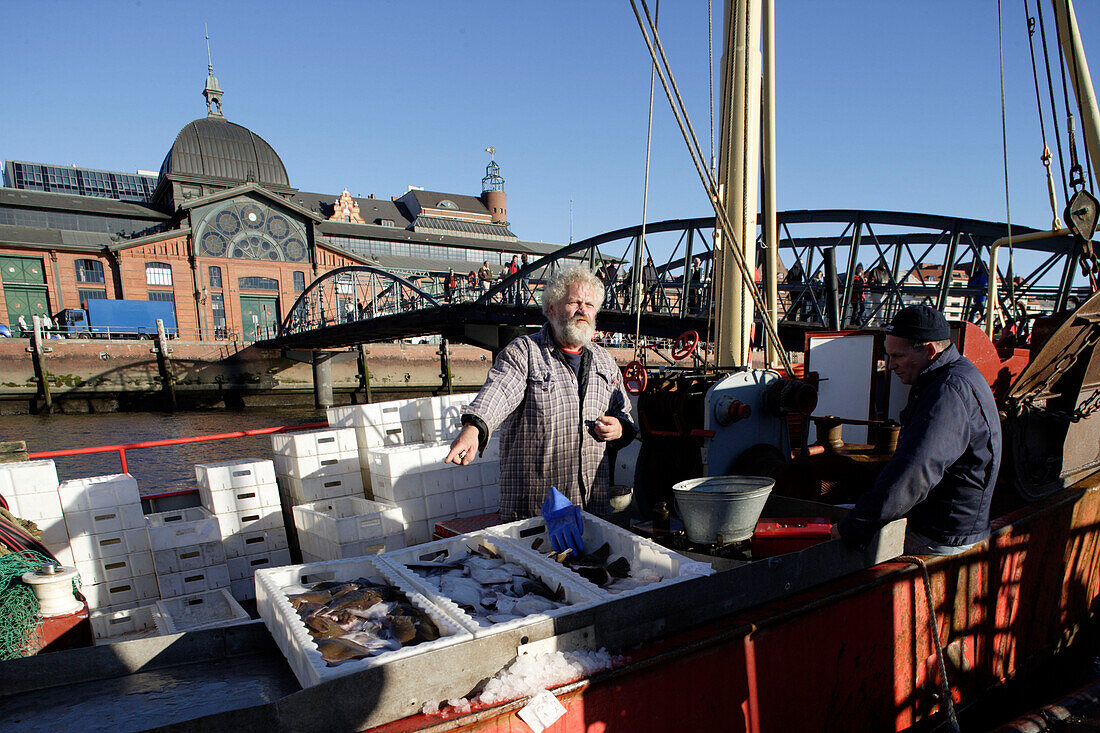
[3,406,328,495]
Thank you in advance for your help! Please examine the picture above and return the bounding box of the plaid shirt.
[464,325,636,521]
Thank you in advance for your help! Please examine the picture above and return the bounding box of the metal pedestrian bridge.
[256,209,1093,352]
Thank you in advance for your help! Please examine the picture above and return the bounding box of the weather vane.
[484,146,496,159]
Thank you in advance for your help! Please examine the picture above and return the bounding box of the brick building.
[0,68,557,340]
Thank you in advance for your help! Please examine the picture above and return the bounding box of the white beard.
[554,314,595,348]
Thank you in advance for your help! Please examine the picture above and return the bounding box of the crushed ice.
[421,648,623,717]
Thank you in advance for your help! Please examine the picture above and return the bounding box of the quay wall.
[0,339,636,413]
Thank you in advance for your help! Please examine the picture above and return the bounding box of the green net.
[0,551,82,660]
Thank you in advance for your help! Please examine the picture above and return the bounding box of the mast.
[1053,0,1100,189]
[714,0,762,368]
[762,0,779,367]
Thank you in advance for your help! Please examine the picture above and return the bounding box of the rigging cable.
[997,0,1015,328]
[1054,0,1095,193]
[1024,0,1064,229]
[633,0,659,363]
[708,0,716,178]
[630,0,795,376]
[1035,0,1072,205]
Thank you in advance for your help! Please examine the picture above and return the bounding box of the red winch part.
[623,361,647,395]
[671,330,700,361]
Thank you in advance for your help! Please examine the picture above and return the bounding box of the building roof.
[413,215,516,239]
[0,224,113,252]
[404,189,491,215]
[0,187,169,219]
[159,117,290,188]
[294,191,412,227]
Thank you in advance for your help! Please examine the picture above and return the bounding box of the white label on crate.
[516,690,568,733]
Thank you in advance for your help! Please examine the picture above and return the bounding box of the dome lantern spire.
[203,25,224,118]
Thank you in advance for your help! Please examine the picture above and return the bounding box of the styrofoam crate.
[155,588,251,633]
[5,490,63,522]
[479,461,499,486]
[0,459,59,495]
[351,423,405,450]
[82,573,160,611]
[481,441,501,461]
[278,472,365,504]
[271,428,358,458]
[483,484,500,509]
[200,482,280,515]
[89,604,164,644]
[195,459,276,492]
[157,564,231,597]
[214,505,284,536]
[35,516,71,551]
[58,473,140,512]
[292,497,406,545]
[254,555,471,688]
[403,520,432,546]
[452,464,482,491]
[70,527,150,562]
[420,468,454,496]
[64,502,145,539]
[152,541,226,574]
[146,507,221,551]
[488,511,714,599]
[326,403,376,428]
[223,527,288,559]
[371,473,424,503]
[76,550,154,586]
[454,487,484,515]
[376,533,601,638]
[419,417,463,442]
[417,393,467,421]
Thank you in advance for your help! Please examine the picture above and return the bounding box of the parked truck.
[56,299,178,339]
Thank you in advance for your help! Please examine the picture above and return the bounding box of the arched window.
[75,259,105,284]
[146,262,173,286]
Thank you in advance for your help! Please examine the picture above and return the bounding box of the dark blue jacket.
[837,344,1001,548]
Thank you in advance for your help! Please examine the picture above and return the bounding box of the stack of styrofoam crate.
[60,473,158,612]
[146,506,230,600]
[195,459,290,601]
[417,393,468,442]
[0,460,71,566]
[271,429,364,506]
[367,441,500,546]
[327,400,421,493]
[292,497,406,562]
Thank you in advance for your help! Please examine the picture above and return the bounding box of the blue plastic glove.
[541,486,585,555]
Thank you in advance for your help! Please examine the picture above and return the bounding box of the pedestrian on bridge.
[478,261,494,297]
[444,268,456,303]
[445,265,637,521]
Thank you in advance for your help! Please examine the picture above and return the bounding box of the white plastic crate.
[403,520,432,546]
[227,549,292,582]
[157,564,231,598]
[155,588,251,633]
[279,472,365,505]
[64,502,145,539]
[293,497,406,545]
[271,428,358,458]
[152,541,226,574]
[58,473,140,512]
[488,511,714,599]
[70,527,150,562]
[200,482,280,515]
[353,423,406,449]
[76,550,154,586]
[195,459,277,492]
[146,507,221,551]
[275,454,360,480]
[0,459,59,496]
[215,506,284,536]
[223,527,288,559]
[377,533,601,638]
[5,491,64,523]
[299,532,405,561]
[254,555,470,688]
[367,442,450,478]
[89,604,164,644]
[82,573,160,611]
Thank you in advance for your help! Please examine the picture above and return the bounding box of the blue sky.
[2,1,1098,269]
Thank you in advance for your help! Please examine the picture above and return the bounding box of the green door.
[4,286,50,333]
[240,295,279,341]
[0,256,46,285]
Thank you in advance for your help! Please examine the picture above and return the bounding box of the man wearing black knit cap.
[835,304,1002,555]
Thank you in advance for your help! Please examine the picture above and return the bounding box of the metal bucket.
[671,475,775,545]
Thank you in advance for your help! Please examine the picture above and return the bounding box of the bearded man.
[445,265,637,521]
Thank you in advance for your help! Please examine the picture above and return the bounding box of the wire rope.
[633,0,660,363]
[1055,0,1095,192]
[1036,0,1072,204]
[1025,0,1064,230]
[997,0,1015,329]
[630,0,795,375]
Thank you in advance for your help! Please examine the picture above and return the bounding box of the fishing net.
[0,550,81,660]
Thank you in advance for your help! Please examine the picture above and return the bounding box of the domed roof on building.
[158,116,290,188]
